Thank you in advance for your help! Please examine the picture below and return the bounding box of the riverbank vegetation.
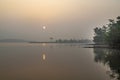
[93,16,120,48]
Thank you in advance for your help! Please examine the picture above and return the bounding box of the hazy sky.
[0,0,120,41]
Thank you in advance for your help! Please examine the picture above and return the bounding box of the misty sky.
[0,0,120,41]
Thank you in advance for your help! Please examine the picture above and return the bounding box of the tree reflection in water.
[94,48,120,80]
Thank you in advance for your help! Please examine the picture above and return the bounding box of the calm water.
[0,43,120,80]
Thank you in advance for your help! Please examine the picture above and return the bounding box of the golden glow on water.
[42,54,46,61]
[42,43,47,46]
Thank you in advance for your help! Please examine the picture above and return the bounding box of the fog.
[0,0,120,41]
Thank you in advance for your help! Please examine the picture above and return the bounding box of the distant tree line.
[56,39,92,43]
[93,16,120,47]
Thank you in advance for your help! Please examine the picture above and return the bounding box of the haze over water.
[0,43,112,80]
[0,0,120,41]
[0,1,120,80]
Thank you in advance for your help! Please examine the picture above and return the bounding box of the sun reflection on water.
[42,53,46,61]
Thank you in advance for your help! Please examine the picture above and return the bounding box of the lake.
[0,43,120,80]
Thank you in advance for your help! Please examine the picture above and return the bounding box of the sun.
[42,26,46,30]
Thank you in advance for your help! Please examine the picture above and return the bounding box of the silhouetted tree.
[93,16,120,47]
[106,17,120,47]
[93,26,107,44]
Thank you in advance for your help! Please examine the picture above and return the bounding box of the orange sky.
[0,0,120,41]
[0,0,78,23]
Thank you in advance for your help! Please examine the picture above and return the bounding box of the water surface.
[0,43,117,80]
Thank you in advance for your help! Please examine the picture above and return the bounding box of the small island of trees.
[55,39,92,43]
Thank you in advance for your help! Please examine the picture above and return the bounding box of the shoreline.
[84,44,120,49]
[29,42,120,49]
[29,42,91,44]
